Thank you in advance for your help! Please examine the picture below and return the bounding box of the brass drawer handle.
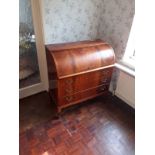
[102,70,109,75]
[100,78,108,83]
[101,87,105,91]
[65,96,73,102]
[99,86,107,92]
[65,87,73,93]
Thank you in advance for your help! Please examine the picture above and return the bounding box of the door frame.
[19,0,48,99]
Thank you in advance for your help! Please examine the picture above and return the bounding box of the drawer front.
[58,84,109,106]
[58,67,113,96]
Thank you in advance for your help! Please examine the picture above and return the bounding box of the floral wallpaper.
[42,0,134,60]
[42,0,104,44]
[98,0,135,60]
[19,0,134,60]
[97,0,135,92]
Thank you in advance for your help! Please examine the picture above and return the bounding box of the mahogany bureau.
[45,40,115,112]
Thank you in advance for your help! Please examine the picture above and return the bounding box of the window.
[121,16,135,70]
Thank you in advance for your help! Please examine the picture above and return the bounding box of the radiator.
[115,70,135,108]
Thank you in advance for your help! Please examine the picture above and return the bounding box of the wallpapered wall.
[42,0,134,60]
[98,0,135,59]
[42,0,104,44]
[19,0,134,59]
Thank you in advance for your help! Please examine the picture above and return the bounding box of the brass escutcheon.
[65,96,73,102]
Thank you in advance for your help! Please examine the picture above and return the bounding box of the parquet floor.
[20,92,135,155]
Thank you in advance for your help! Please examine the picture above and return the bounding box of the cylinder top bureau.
[45,40,115,112]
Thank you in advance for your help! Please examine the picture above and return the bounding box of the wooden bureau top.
[45,40,106,51]
[45,40,115,79]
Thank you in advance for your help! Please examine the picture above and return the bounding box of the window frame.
[121,16,135,70]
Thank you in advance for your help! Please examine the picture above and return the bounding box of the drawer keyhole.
[65,96,73,102]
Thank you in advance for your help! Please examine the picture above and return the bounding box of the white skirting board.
[116,70,135,108]
[109,69,135,109]
[115,92,135,108]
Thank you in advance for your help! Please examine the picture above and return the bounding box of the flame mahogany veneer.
[45,40,115,112]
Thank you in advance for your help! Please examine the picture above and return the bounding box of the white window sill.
[122,56,135,68]
[115,62,135,77]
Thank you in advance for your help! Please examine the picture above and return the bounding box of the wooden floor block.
[20,92,135,155]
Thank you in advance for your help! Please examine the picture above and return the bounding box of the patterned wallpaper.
[42,0,134,60]
[42,0,104,44]
[98,0,135,59]
[19,0,134,59]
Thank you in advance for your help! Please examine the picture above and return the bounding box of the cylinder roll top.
[46,40,115,79]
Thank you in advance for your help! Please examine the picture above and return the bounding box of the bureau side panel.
[46,51,58,103]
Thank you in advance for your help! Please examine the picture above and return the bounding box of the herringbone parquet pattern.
[20,93,135,155]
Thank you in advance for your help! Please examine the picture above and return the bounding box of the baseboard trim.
[110,94,135,116]
[115,92,135,109]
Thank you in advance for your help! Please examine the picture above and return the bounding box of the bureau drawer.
[58,84,109,106]
[58,67,113,96]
